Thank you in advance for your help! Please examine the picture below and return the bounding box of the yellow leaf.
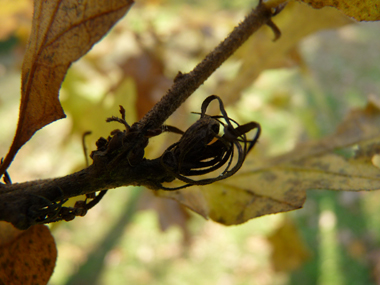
[158,97,380,225]
[267,218,311,272]
[300,0,380,21]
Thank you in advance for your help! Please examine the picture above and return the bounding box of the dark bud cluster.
[160,95,260,190]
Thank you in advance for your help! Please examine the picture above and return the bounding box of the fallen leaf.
[0,0,134,176]
[158,97,380,225]
[300,0,380,21]
[213,1,352,108]
[267,218,311,272]
[0,222,57,285]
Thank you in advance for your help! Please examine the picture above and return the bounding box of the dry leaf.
[0,222,57,285]
[158,97,380,225]
[300,0,380,21]
[213,1,352,107]
[0,0,134,176]
[267,218,311,272]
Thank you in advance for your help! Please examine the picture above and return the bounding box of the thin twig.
[138,1,278,130]
[82,131,92,167]
[0,1,282,229]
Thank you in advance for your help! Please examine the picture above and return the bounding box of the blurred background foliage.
[1,0,380,284]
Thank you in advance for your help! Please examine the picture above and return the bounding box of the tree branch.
[0,1,281,230]
[138,1,279,130]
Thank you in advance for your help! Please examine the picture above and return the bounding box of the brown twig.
[0,1,282,229]
[138,0,279,130]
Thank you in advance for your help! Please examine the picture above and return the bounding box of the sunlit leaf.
[300,0,380,21]
[0,0,134,176]
[159,97,380,225]
[0,222,57,284]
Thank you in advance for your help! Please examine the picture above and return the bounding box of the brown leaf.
[0,222,57,285]
[0,0,134,176]
[158,97,380,225]
[300,0,380,21]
